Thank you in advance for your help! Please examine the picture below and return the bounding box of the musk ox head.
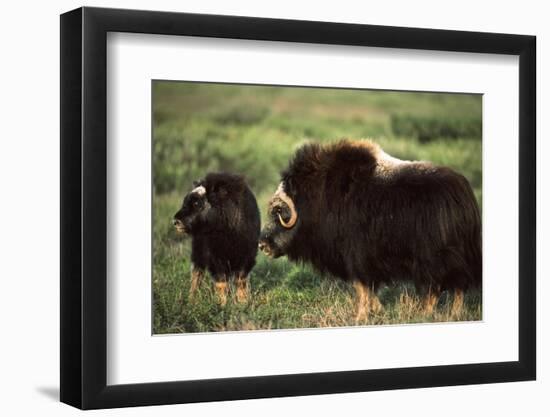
[173,182,212,234]
[259,182,298,258]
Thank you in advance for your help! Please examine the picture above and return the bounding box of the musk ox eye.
[276,204,297,229]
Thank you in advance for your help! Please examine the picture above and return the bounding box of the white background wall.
[0,0,546,415]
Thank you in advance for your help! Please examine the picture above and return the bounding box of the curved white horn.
[275,183,297,228]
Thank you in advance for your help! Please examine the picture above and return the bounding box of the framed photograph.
[60,6,536,409]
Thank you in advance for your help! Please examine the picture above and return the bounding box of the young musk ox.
[173,172,261,304]
[259,140,481,320]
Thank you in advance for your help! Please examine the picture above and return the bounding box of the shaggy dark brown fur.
[259,140,481,315]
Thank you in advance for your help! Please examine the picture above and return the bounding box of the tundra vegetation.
[153,82,482,334]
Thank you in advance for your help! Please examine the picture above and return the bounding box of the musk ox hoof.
[450,289,464,318]
[353,281,383,324]
[371,297,383,314]
[354,308,369,324]
[189,268,204,301]
[235,277,249,304]
[421,286,442,315]
[423,293,440,315]
[354,299,383,324]
[214,282,228,306]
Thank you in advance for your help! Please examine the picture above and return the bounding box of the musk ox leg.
[214,278,229,306]
[189,266,204,299]
[370,292,383,314]
[422,286,441,315]
[451,289,464,317]
[353,281,381,323]
[353,281,368,322]
[235,274,249,304]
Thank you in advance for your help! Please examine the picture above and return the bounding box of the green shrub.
[209,102,270,125]
[391,114,482,142]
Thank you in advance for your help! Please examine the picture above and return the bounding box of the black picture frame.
[60,6,536,410]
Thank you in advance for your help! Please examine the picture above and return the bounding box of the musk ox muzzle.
[173,218,186,234]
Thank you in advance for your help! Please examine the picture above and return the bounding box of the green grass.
[152,82,483,334]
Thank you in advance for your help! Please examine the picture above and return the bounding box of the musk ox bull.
[259,140,481,320]
[173,172,261,304]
